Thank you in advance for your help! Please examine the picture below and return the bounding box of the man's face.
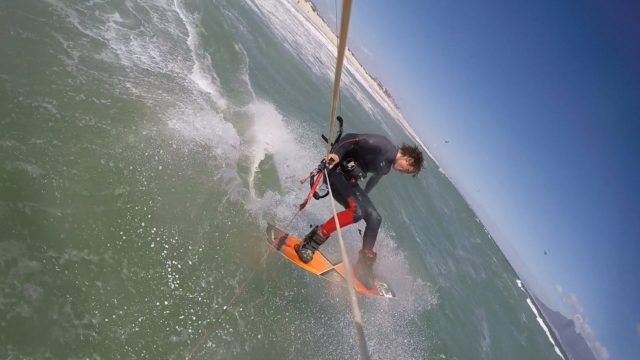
[393,155,415,174]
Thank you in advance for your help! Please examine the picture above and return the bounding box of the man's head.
[393,143,424,175]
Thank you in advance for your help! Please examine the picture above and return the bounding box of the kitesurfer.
[295,133,424,288]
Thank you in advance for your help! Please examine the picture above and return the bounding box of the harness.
[298,116,344,210]
[340,158,367,184]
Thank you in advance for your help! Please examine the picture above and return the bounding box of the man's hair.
[399,143,424,175]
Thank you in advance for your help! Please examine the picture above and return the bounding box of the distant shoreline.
[293,0,401,114]
[292,0,439,167]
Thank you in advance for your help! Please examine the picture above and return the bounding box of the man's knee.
[364,208,381,228]
[342,197,364,223]
[352,202,364,222]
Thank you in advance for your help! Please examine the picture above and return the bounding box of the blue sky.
[314,0,640,358]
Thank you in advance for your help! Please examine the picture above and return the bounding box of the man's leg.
[296,170,361,263]
[349,186,380,288]
[318,170,363,235]
[355,192,381,251]
[318,197,358,234]
[321,173,381,289]
[315,171,382,249]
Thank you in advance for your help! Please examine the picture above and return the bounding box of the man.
[295,133,424,288]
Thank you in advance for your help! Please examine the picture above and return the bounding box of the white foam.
[526,298,565,359]
[167,110,240,160]
[104,11,123,23]
[45,0,228,112]
[173,0,228,110]
[243,101,292,197]
[518,280,565,359]
[317,226,437,359]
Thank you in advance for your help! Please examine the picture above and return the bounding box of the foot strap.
[275,233,288,250]
[303,226,329,251]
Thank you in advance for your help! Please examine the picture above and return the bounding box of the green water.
[1,0,563,359]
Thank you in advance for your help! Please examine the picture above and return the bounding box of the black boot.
[354,249,377,289]
[295,226,329,263]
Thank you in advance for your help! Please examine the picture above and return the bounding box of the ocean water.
[1,0,563,359]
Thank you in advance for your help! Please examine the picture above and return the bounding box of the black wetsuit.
[322,133,398,250]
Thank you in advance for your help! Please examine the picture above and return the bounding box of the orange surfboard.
[266,223,395,298]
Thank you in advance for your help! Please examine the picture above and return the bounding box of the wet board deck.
[266,223,395,298]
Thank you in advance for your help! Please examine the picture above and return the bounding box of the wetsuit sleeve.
[330,133,359,160]
[364,173,382,194]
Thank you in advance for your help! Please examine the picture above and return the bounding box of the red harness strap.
[298,171,324,210]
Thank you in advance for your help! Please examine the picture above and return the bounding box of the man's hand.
[325,153,340,169]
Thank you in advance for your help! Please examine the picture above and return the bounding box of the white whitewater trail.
[518,280,566,359]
